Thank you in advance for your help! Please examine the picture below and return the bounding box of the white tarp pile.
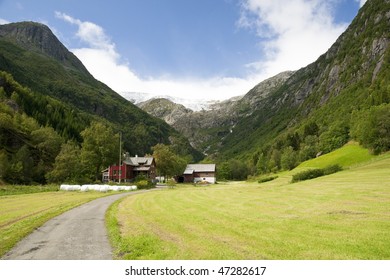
[60,184,137,192]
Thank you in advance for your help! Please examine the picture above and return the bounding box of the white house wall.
[194,176,216,184]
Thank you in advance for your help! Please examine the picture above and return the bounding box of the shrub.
[166,179,176,189]
[291,164,343,183]
[258,176,278,184]
[136,180,153,189]
[292,169,324,183]
[323,164,343,175]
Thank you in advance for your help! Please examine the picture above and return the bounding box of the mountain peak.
[0,21,89,74]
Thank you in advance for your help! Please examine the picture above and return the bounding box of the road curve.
[2,190,152,260]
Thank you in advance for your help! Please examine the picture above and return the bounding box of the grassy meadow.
[0,190,111,257]
[108,145,390,260]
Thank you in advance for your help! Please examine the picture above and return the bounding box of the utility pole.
[119,131,122,184]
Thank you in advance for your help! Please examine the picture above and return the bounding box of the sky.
[0,0,366,108]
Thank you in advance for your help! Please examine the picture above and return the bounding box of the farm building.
[102,155,156,183]
[179,164,216,183]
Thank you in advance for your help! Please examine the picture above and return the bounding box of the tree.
[0,149,8,181]
[31,126,63,182]
[256,152,269,175]
[6,145,34,184]
[46,142,83,183]
[351,104,390,154]
[80,122,119,181]
[299,135,319,161]
[319,121,349,153]
[281,146,298,170]
[228,159,249,180]
[152,143,187,180]
[303,121,319,137]
[268,149,281,172]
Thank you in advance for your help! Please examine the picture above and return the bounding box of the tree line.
[0,72,192,185]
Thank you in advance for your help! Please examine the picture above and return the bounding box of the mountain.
[215,0,390,162]
[138,98,193,125]
[140,0,390,178]
[124,91,220,111]
[139,71,294,154]
[0,22,202,167]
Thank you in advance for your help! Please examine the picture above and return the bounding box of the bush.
[291,164,343,183]
[323,164,343,175]
[258,176,278,184]
[136,180,153,189]
[292,169,324,183]
[166,179,176,189]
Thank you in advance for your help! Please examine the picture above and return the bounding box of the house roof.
[185,164,216,173]
[183,168,194,175]
[134,166,151,172]
[123,156,154,166]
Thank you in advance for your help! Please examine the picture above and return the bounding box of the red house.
[102,155,156,183]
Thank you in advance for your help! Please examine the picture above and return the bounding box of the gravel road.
[2,190,152,260]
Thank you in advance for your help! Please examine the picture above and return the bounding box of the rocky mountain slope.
[139,71,295,153]
[138,98,192,125]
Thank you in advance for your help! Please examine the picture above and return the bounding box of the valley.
[107,143,390,259]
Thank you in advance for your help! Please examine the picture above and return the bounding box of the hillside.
[223,0,389,156]
[0,22,201,159]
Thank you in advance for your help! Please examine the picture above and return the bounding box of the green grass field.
[0,191,111,257]
[108,146,390,260]
[297,141,375,169]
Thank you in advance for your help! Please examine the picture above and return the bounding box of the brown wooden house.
[180,164,216,183]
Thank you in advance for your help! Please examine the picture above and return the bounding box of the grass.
[0,191,111,257]
[297,141,374,169]
[0,184,60,196]
[108,151,390,260]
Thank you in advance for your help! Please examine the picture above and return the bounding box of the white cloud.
[56,2,349,109]
[55,12,257,108]
[356,0,367,7]
[0,18,10,25]
[238,0,348,77]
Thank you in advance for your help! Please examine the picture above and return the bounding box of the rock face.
[138,98,193,125]
[139,71,294,154]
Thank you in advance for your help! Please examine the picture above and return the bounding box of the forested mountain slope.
[0,22,202,184]
[214,0,389,178]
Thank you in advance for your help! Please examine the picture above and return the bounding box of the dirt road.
[2,190,151,260]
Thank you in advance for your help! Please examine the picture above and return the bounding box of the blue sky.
[0,0,366,107]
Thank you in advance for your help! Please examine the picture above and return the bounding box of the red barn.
[102,155,156,183]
